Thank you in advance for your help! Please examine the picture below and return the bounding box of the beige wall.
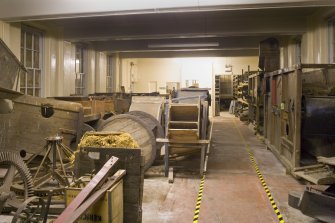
[63,41,76,96]
[0,21,20,59]
[1,6,335,98]
[95,52,108,93]
[300,8,335,64]
[132,58,181,93]
[122,57,258,95]
[0,20,108,97]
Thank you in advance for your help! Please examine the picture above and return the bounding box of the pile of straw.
[78,132,139,149]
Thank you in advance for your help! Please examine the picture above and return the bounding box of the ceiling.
[6,3,335,58]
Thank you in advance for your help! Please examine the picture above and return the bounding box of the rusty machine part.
[55,156,119,223]
[0,152,34,201]
[11,196,46,223]
[301,96,335,159]
[0,152,46,222]
[11,136,74,196]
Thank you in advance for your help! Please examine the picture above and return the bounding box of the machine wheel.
[0,152,34,200]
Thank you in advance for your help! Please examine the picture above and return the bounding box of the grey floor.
[142,113,318,223]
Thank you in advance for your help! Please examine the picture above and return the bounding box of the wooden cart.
[157,94,211,178]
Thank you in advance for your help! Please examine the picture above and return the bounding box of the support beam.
[0,0,334,21]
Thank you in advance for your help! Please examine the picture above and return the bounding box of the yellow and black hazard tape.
[234,120,285,223]
[193,174,205,223]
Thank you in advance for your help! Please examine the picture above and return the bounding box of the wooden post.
[293,69,302,168]
[200,145,206,176]
[164,143,169,177]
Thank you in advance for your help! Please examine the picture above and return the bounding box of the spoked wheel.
[0,152,34,202]
[0,152,47,222]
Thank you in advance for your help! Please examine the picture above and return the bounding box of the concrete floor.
[142,113,320,223]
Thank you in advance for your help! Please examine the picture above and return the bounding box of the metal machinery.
[254,37,335,221]
[0,151,48,223]
[11,136,75,196]
[0,38,87,221]
[262,64,335,221]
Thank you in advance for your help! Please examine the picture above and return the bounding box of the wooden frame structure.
[157,96,210,177]
[263,64,335,171]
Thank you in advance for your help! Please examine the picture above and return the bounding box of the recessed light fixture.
[148,42,219,48]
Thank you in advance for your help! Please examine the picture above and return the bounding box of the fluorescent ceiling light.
[148,42,219,48]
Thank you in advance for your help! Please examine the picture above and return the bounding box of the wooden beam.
[156,138,209,144]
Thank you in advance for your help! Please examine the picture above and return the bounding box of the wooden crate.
[76,148,144,223]
[66,179,123,223]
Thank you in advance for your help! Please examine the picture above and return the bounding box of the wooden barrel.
[97,114,157,171]
[127,111,164,159]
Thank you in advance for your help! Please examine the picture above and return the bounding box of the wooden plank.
[200,145,206,176]
[300,64,335,69]
[317,156,335,166]
[293,69,302,168]
[264,67,296,78]
[83,113,101,122]
[168,167,174,183]
[156,138,209,144]
[164,143,169,177]
[281,137,294,152]
[293,167,335,185]
[168,129,198,140]
[14,95,82,112]
[203,155,209,173]
[65,178,124,223]
[206,120,213,154]
[168,121,198,129]
[65,170,126,223]
[55,156,119,223]
[201,101,208,140]
[293,164,325,172]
